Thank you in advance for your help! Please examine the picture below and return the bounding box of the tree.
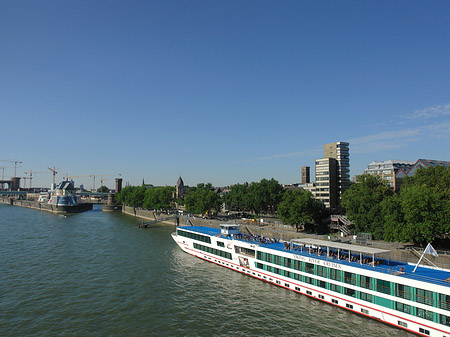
[278,189,322,231]
[143,186,175,211]
[223,183,248,212]
[398,184,449,245]
[115,186,134,205]
[97,186,110,193]
[243,178,284,214]
[341,175,393,239]
[184,183,221,214]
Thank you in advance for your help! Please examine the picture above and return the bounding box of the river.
[0,204,413,336]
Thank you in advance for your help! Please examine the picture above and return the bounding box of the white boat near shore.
[172,224,450,337]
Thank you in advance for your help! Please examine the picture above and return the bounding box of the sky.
[1,0,450,189]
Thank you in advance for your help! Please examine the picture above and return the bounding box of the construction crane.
[100,177,108,191]
[47,167,58,184]
[89,174,104,191]
[21,177,30,189]
[0,166,12,180]
[24,170,47,189]
[1,159,22,177]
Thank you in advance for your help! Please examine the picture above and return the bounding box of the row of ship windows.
[256,251,450,312]
[177,230,211,244]
[255,261,450,328]
[193,243,232,260]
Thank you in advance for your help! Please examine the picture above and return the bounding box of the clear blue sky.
[1,0,449,189]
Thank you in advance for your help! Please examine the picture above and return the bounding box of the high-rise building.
[301,166,310,184]
[314,158,337,208]
[324,141,350,202]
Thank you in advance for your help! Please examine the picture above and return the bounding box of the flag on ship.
[412,243,439,273]
[423,243,439,257]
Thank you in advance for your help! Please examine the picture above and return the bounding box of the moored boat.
[172,224,450,337]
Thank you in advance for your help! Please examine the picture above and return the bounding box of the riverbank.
[120,206,450,269]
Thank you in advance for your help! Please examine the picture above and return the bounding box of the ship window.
[330,283,341,294]
[329,268,341,281]
[440,314,450,326]
[359,292,373,303]
[359,276,372,289]
[344,287,356,298]
[285,283,289,288]
[317,280,326,289]
[292,260,303,271]
[361,309,369,315]
[395,302,411,314]
[344,272,356,286]
[398,321,407,328]
[440,294,450,311]
[376,279,391,295]
[318,295,324,300]
[416,308,433,321]
[306,291,312,295]
[235,246,255,257]
[416,288,434,306]
[332,299,338,304]
[419,328,430,335]
[304,276,314,285]
[217,241,225,247]
[346,304,353,309]
[295,287,301,291]
[284,258,292,269]
[305,263,314,274]
[316,265,326,277]
[395,284,411,300]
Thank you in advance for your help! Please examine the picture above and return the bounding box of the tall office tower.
[324,141,350,203]
[315,158,337,208]
[301,166,310,184]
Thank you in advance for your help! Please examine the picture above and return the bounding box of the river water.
[0,204,413,337]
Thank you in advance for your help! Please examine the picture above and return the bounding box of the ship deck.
[178,226,450,288]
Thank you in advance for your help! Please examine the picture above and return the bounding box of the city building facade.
[301,166,310,184]
[363,159,449,191]
[363,160,415,191]
[324,141,350,198]
[314,157,337,208]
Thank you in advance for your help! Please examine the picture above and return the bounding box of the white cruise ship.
[172,224,450,337]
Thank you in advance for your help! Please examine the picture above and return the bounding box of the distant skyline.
[1,1,449,189]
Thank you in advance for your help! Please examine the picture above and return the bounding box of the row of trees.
[115,185,175,211]
[115,178,324,231]
[342,166,450,245]
[114,166,450,244]
[222,178,285,214]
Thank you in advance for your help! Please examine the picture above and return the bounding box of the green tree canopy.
[278,189,322,231]
[341,174,393,239]
[97,186,110,193]
[342,167,450,245]
[184,183,221,214]
[224,178,284,214]
[143,186,175,211]
[223,183,248,211]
